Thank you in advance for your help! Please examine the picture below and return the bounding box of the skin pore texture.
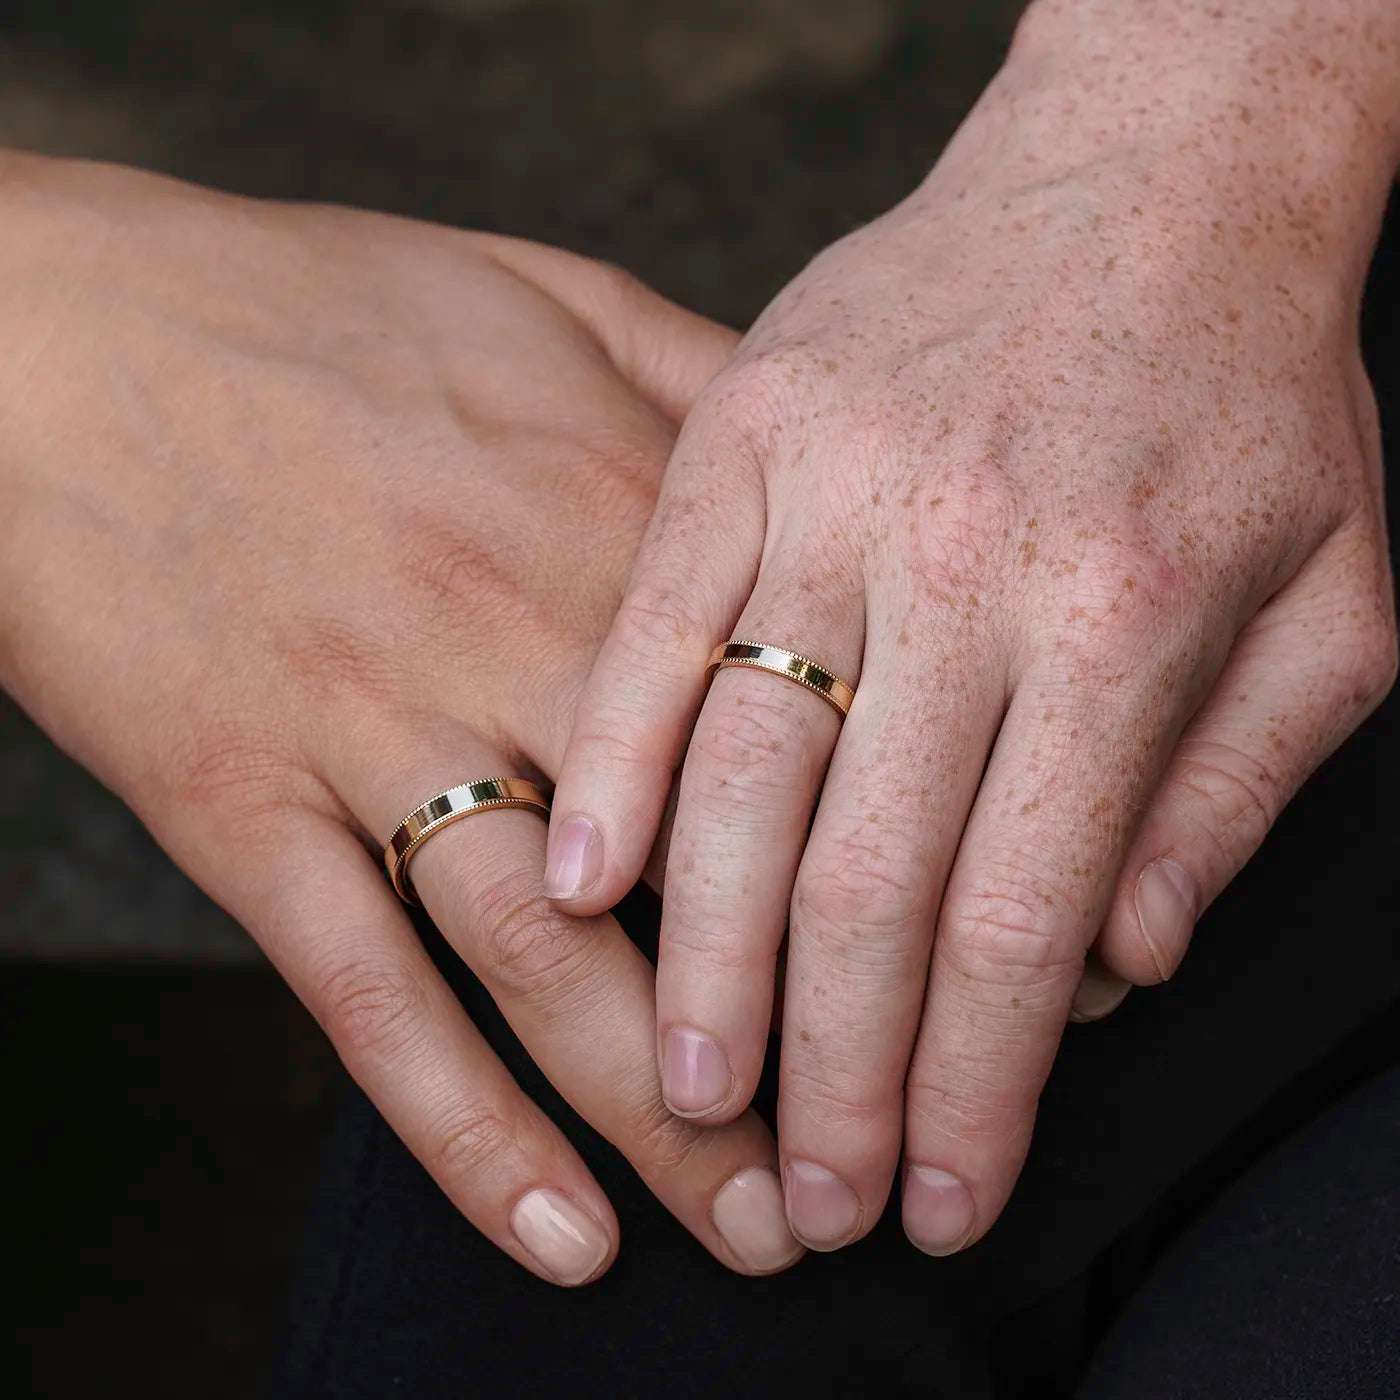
[548,0,1400,1257]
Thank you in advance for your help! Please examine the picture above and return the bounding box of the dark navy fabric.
[1081,1064,1400,1400]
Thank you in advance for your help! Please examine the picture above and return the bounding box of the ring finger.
[655,542,864,1123]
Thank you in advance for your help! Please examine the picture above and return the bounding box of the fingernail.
[662,1025,732,1116]
[903,1165,975,1256]
[543,814,603,901]
[510,1188,610,1285]
[1069,963,1132,1023]
[1134,857,1197,981]
[712,1167,803,1272]
[784,1160,862,1250]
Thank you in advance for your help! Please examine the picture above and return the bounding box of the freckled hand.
[547,0,1400,1255]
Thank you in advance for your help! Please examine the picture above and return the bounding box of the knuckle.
[472,864,598,1002]
[940,864,1086,990]
[695,687,804,771]
[702,348,809,444]
[318,954,427,1062]
[794,828,921,940]
[1047,532,1202,681]
[427,1104,518,1180]
[1172,740,1281,853]
[663,919,770,975]
[684,691,820,829]
[906,1058,1035,1146]
[912,466,1022,600]
[617,577,709,654]
[782,1057,895,1133]
[1073,532,1194,624]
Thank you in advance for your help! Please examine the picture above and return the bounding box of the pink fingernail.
[509,1189,609,1285]
[1133,857,1197,981]
[903,1165,975,1256]
[784,1160,862,1250]
[712,1167,803,1272]
[662,1026,732,1116]
[544,814,603,901]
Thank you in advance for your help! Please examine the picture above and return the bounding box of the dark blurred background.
[3,3,1397,1397]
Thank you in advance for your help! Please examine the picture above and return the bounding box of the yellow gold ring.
[706,641,856,718]
[384,778,550,905]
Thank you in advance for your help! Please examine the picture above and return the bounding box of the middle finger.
[777,600,1006,1250]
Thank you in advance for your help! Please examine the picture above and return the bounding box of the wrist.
[914,0,1399,296]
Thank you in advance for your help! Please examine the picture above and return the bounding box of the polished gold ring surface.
[384,778,550,905]
[706,641,856,717]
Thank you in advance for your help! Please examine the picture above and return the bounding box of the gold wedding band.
[706,641,856,717]
[384,778,550,905]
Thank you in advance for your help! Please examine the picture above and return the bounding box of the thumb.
[473,233,738,422]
